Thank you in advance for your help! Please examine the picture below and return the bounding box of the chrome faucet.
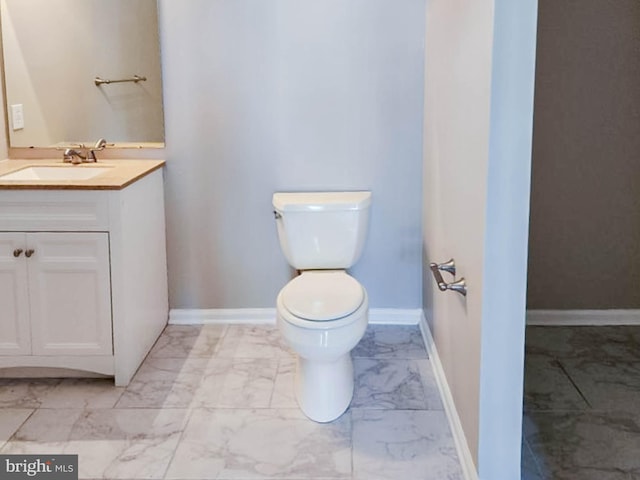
[88,138,107,161]
[62,138,108,164]
[63,148,87,164]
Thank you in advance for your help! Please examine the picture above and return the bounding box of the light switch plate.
[11,104,24,130]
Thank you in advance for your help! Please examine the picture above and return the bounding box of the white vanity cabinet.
[0,167,168,386]
[0,232,112,356]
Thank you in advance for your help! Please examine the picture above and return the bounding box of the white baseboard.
[526,309,640,326]
[169,308,276,325]
[168,308,422,326]
[419,313,478,480]
[369,308,422,325]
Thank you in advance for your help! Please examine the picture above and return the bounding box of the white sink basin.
[0,166,111,181]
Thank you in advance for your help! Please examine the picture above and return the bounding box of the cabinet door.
[28,233,112,356]
[0,233,30,355]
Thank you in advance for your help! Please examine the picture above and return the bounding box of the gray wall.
[528,0,640,309]
[159,0,425,309]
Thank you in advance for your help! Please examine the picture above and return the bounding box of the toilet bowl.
[276,270,369,422]
[272,191,372,422]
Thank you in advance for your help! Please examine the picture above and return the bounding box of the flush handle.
[429,259,467,297]
[273,210,282,220]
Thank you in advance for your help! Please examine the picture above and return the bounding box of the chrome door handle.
[435,258,456,276]
[429,259,467,296]
[444,277,467,296]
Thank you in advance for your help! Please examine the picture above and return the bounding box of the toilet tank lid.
[272,191,371,213]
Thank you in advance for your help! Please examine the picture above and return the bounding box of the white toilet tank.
[272,191,371,270]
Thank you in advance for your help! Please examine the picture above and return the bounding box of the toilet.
[272,191,371,422]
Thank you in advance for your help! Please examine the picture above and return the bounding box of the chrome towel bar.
[429,258,467,296]
[94,75,147,86]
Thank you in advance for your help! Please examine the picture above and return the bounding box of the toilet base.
[295,354,354,423]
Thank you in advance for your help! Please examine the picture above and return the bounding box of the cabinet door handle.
[25,249,35,258]
[13,248,23,257]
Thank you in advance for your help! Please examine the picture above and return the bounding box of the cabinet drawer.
[0,190,109,231]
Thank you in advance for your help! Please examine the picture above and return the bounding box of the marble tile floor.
[0,324,463,480]
[523,326,640,480]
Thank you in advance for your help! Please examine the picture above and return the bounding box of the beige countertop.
[0,159,165,190]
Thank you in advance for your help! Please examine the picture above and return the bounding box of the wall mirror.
[0,0,164,149]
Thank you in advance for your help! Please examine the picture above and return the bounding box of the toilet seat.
[280,271,364,323]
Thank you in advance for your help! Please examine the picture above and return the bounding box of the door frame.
[422,0,538,478]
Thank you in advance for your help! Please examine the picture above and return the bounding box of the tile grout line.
[555,359,592,409]
[1,408,37,450]
[159,407,198,480]
[523,435,545,479]
[160,325,232,480]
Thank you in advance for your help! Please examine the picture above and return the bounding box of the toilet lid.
[282,271,364,321]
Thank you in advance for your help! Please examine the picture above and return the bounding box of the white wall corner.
[169,308,423,326]
[526,309,640,326]
[419,311,479,480]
